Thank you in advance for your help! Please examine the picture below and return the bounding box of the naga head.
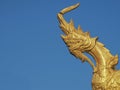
[57,3,97,70]
[61,21,97,53]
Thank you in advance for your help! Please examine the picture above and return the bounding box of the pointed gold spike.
[69,19,75,32]
[61,35,66,39]
[78,25,81,30]
[93,37,98,41]
[70,19,74,26]
[85,32,90,37]
[77,25,83,33]
[114,54,118,61]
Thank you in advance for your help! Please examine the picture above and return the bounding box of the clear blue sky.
[0,0,120,90]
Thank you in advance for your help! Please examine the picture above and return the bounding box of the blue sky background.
[0,0,120,90]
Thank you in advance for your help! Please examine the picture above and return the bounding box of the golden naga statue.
[57,3,120,90]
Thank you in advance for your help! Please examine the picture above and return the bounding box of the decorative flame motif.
[57,3,120,90]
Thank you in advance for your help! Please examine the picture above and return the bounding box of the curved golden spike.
[77,25,83,34]
[60,3,80,14]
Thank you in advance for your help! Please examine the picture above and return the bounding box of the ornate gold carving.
[57,3,120,90]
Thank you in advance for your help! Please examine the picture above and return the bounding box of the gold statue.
[57,3,120,90]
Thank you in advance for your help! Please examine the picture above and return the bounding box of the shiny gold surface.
[57,3,120,90]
